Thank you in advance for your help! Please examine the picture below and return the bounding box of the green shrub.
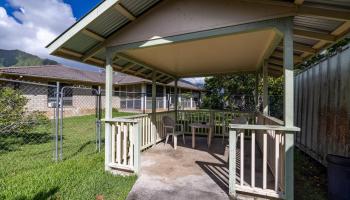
[0,87,49,134]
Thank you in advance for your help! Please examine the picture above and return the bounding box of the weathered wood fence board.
[295,45,350,165]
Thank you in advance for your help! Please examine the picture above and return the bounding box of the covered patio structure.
[47,0,350,199]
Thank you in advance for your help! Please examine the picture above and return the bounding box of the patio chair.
[162,116,185,150]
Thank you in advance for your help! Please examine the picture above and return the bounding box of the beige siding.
[108,0,294,47]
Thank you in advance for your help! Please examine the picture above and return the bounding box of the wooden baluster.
[240,131,244,186]
[263,130,267,189]
[251,131,255,188]
[147,117,150,145]
[117,124,121,164]
[123,124,128,165]
[274,131,280,192]
[129,123,134,167]
[142,117,145,147]
[111,124,116,164]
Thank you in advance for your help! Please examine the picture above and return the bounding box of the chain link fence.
[0,78,201,166]
[0,79,104,169]
[0,79,57,179]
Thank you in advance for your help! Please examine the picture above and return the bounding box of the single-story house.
[0,65,203,117]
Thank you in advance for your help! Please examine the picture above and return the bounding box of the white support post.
[254,73,259,113]
[152,72,157,145]
[133,122,141,174]
[178,88,182,109]
[104,49,113,171]
[141,83,146,113]
[263,60,269,115]
[174,79,178,121]
[163,85,166,110]
[190,90,193,109]
[283,17,295,200]
[229,129,237,197]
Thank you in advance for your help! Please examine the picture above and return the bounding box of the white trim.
[47,0,120,53]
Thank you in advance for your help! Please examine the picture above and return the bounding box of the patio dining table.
[189,123,213,149]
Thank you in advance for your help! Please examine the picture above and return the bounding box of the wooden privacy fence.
[294,45,350,165]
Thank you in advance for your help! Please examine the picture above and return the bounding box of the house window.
[119,84,143,110]
[48,82,73,107]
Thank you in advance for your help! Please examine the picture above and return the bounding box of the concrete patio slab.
[127,136,274,200]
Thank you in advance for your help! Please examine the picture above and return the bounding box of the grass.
[295,148,328,200]
[0,109,328,199]
[0,111,136,200]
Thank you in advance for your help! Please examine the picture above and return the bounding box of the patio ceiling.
[122,28,282,77]
[47,0,350,83]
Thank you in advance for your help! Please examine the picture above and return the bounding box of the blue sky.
[0,0,104,71]
[0,0,102,21]
[0,0,204,84]
[63,0,102,20]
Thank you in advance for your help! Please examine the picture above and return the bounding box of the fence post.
[96,86,102,152]
[59,87,64,160]
[54,81,60,162]
[133,122,141,174]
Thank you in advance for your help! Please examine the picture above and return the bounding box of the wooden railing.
[177,110,255,137]
[104,118,141,173]
[229,117,299,199]
[104,111,176,173]
[256,113,286,192]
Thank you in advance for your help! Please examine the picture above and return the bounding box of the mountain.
[0,49,58,67]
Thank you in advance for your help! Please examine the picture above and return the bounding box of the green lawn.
[0,112,136,200]
[0,110,328,200]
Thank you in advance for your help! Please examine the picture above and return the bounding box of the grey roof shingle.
[0,65,203,91]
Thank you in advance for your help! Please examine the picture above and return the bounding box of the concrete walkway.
[126,136,273,200]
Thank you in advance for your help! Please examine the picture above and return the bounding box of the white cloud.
[0,0,100,71]
[0,0,75,56]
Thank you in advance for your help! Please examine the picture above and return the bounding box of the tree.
[202,74,284,119]
[0,87,49,134]
[202,73,257,111]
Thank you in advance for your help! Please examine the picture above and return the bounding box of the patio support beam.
[116,53,175,80]
[114,3,136,21]
[81,29,105,42]
[294,29,336,42]
[151,72,157,146]
[283,17,295,200]
[254,73,259,113]
[298,5,350,22]
[104,49,113,171]
[263,60,269,115]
